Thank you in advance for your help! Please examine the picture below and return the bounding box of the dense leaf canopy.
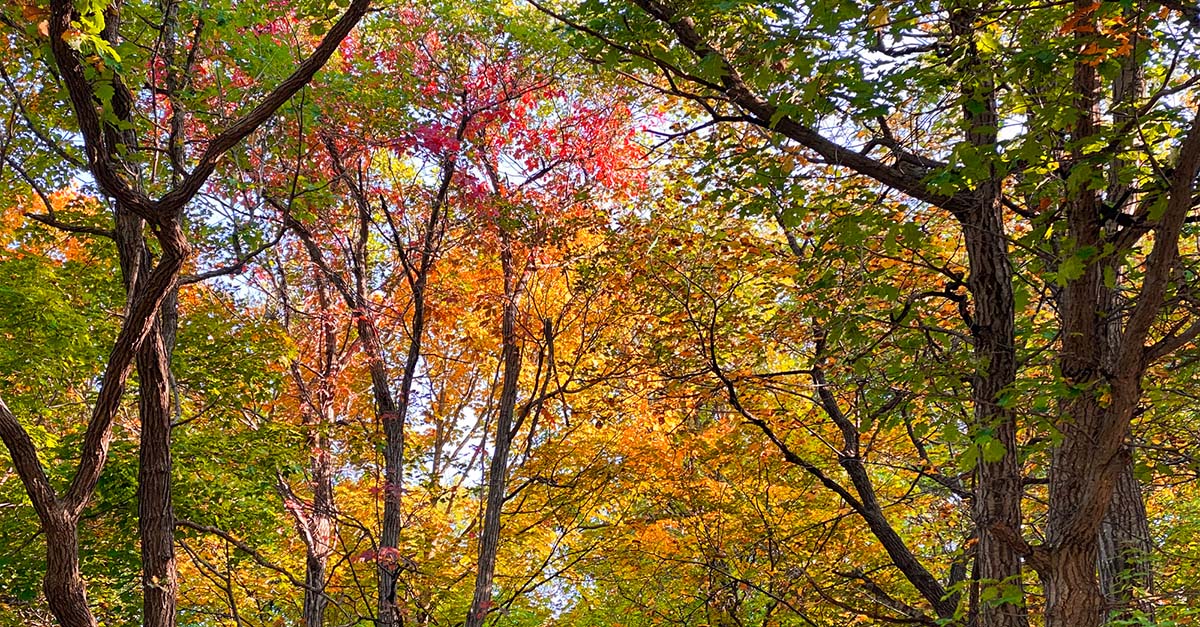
[2,0,1200,626]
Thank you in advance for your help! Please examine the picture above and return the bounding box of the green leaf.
[1056,254,1085,287]
[982,438,1007,463]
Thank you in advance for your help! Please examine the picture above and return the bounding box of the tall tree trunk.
[302,135,452,627]
[136,308,178,627]
[114,203,180,627]
[304,281,338,627]
[274,270,341,627]
[465,233,524,627]
[1097,20,1154,623]
[369,319,403,627]
[20,0,367,622]
[951,7,1027,626]
[1043,2,1109,623]
[963,187,1025,627]
[104,0,180,617]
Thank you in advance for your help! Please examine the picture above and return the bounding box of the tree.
[7,1,1200,626]
[543,0,1200,625]
[0,0,370,624]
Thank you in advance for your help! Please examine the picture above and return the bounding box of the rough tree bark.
[1041,3,1126,624]
[465,231,527,627]
[101,0,183,618]
[1098,464,1153,621]
[135,300,179,627]
[949,7,1027,626]
[1097,17,1154,623]
[0,0,371,623]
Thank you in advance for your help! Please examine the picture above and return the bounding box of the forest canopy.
[2,0,1200,626]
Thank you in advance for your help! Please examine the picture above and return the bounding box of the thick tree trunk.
[947,8,1028,625]
[465,234,524,627]
[1043,3,1110,623]
[1098,463,1153,621]
[1044,544,1102,627]
[44,513,97,627]
[962,188,1026,627]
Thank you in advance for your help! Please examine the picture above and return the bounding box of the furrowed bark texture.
[0,1,371,623]
[465,233,525,627]
[950,7,1027,626]
[136,307,179,627]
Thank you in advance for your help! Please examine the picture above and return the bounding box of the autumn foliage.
[3,1,1200,627]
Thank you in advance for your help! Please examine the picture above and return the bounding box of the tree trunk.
[962,188,1026,627]
[1098,463,1153,622]
[1097,23,1153,624]
[104,0,180,615]
[1042,3,1110,622]
[1044,544,1102,627]
[303,551,330,627]
[302,424,334,627]
[465,233,524,627]
[946,8,1028,625]
[371,325,403,627]
[365,151,445,627]
[136,311,178,627]
[303,353,336,627]
[115,203,180,627]
[44,512,97,627]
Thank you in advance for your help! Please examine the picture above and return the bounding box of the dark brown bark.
[303,548,331,627]
[1042,4,1120,624]
[108,75,180,627]
[0,2,370,623]
[289,215,409,627]
[377,147,456,625]
[963,189,1025,627]
[465,232,526,627]
[1043,80,1200,627]
[948,7,1028,626]
[104,0,180,614]
[361,318,403,627]
[136,311,178,627]
[44,511,97,627]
